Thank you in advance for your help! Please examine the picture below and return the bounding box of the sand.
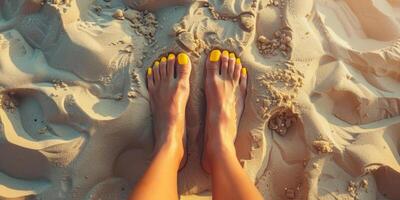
[0,0,399,199]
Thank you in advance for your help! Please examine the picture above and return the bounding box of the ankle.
[154,134,184,160]
[206,136,237,161]
[205,141,240,173]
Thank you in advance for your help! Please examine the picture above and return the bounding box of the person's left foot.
[146,52,192,168]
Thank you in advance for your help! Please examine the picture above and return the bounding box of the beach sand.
[0,0,399,199]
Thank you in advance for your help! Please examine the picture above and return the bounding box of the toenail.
[168,53,175,60]
[236,58,241,64]
[210,50,221,62]
[154,61,160,67]
[241,67,247,76]
[229,53,236,59]
[222,50,229,57]
[147,67,153,76]
[161,57,167,62]
[177,53,189,65]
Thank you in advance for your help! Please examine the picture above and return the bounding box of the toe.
[159,56,167,80]
[153,60,160,84]
[206,49,221,78]
[167,53,175,79]
[228,52,236,77]
[176,52,192,81]
[221,50,229,77]
[233,58,242,81]
[147,67,155,91]
[240,67,248,92]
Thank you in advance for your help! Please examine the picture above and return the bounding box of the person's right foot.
[202,50,248,173]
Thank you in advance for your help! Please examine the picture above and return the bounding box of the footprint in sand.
[11,0,147,100]
[0,88,85,198]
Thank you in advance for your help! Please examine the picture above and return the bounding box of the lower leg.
[130,137,183,200]
[207,132,262,200]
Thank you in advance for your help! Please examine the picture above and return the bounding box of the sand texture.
[0,0,399,199]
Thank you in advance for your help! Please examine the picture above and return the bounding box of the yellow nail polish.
[222,50,229,57]
[236,58,241,64]
[210,50,221,62]
[168,53,175,60]
[161,57,167,62]
[229,53,236,59]
[147,67,153,76]
[154,61,160,67]
[177,53,189,65]
[241,67,247,76]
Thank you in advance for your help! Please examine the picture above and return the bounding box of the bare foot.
[202,50,248,173]
[147,52,191,168]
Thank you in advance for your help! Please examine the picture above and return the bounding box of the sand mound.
[0,0,399,199]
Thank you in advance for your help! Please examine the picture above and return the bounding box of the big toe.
[206,49,221,78]
[176,52,192,81]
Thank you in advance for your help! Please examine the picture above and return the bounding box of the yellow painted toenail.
[229,53,236,59]
[147,67,153,76]
[222,50,229,57]
[177,53,189,65]
[161,57,167,62]
[168,53,175,60]
[241,67,247,76]
[210,50,221,62]
[154,61,160,67]
[236,58,241,64]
